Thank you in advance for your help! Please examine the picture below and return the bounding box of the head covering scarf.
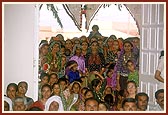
[49,41,61,53]
[4,96,13,111]
[72,44,82,56]
[45,95,64,111]
[39,40,48,49]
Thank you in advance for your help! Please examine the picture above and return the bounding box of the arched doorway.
[39,4,140,40]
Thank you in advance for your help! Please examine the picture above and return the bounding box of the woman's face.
[52,43,60,53]
[85,91,94,99]
[41,86,51,99]
[74,40,80,46]
[127,82,137,95]
[65,40,73,50]
[18,82,27,94]
[72,63,78,71]
[49,101,59,111]
[59,81,66,90]
[49,74,58,85]
[75,47,81,55]
[53,84,60,95]
[127,61,135,72]
[40,45,49,56]
[41,76,49,84]
[91,42,98,51]
[107,38,113,47]
[72,83,80,94]
[124,42,133,52]
[7,86,17,100]
[113,41,119,51]
[81,41,88,51]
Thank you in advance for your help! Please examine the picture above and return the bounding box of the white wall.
[3,4,38,101]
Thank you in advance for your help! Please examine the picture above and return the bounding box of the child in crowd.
[126,60,139,87]
[38,72,49,100]
[67,60,81,84]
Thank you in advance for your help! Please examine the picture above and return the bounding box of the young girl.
[126,81,137,99]
[67,81,81,111]
[90,71,106,103]
[67,60,81,84]
[38,72,49,100]
[105,63,117,89]
[126,60,139,86]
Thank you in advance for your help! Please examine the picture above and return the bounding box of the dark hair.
[135,92,149,102]
[58,77,68,85]
[92,25,99,31]
[49,73,58,81]
[91,79,101,89]
[40,72,49,80]
[41,84,52,92]
[61,44,65,49]
[29,107,43,111]
[51,82,59,89]
[4,100,10,111]
[109,35,117,40]
[123,40,133,47]
[159,50,164,58]
[126,80,137,89]
[81,87,89,93]
[65,60,77,69]
[64,48,71,56]
[106,69,112,78]
[90,40,99,45]
[7,83,18,92]
[126,60,135,67]
[155,89,164,99]
[56,34,64,41]
[81,40,89,46]
[122,98,137,108]
[39,40,48,47]
[108,63,115,70]
[71,81,81,91]
[118,89,125,97]
[18,81,28,90]
[104,94,114,106]
[65,39,73,44]
[84,89,94,97]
